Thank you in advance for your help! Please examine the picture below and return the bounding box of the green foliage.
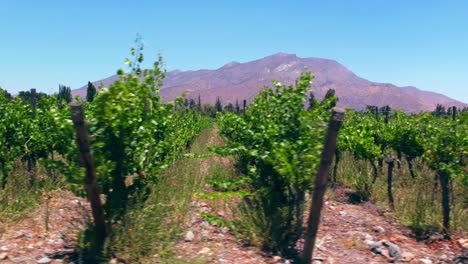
[215,72,334,256]
[199,212,235,229]
[0,93,76,189]
[78,40,210,228]
[207,175,251,191]
[0,87,11,99]
[0,36,212,261]
[389,111,424,159]
[421,113,467,183]
[339,111,382,162]
[336,108,467,237]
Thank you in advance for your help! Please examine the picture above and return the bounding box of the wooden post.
[302,107,345,264]
[385,155,395,210]
[332,149,340,183]
[384,106,389,124]
[452,106,457,121]
[28,89,37,186]
[438,169,451,239]
[407,156,416,178]
[30,88,36,119]
[70,101,108,245]
[43,194,52,232]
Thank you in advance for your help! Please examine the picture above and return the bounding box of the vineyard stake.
[70,101,108,247]
[385,155,395,210]
[30,88,36,119]
[28,88,37,187]
[43,194,52,232]
[302,107,345,264]
[438,169,451,239]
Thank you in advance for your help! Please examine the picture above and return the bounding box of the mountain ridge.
[73,53,466,112]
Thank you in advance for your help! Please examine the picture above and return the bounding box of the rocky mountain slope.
[73,53,466,112]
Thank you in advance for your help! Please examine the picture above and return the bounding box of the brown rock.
[410,258,433,264]
[13,231,25,239]
[0,252,8,260]
[37,256,52,264]
[184,231,195,242]
[457,238,468,249]
[372,226,385,235]
[197,247,211,255]
[401,252,415,262]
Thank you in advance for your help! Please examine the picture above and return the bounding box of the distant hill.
[73,53,467,112]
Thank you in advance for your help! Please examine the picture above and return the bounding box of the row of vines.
[215,72,467,259]
[338,106,467,238]
[0,42,211,261]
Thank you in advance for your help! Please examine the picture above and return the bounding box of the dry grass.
[109,127,218,263]
[335,153,467,237]
[0,161,65,226]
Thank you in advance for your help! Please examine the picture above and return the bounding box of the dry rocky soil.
[173,185,467,264]
[0,191,90,263]
[1,185,466,263]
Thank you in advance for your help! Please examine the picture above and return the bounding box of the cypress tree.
[58,84,72,105]
[323,88,337,108]
[215,96,223,112]
[86,81,97,102]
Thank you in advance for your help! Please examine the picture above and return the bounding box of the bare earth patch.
[173,197,279,264]
[0,190,90,264]
[175,184,467,264]
[298,197,466,263]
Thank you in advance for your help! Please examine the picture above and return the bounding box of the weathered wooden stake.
[332,149,340,183]
[28,88,38,187]
[44,194,52,232]
[302,107,345,264]
[30,88,37,119]
[407,156,416,178]
[438,169,451,239]
[70,101,108,245]
[385,155,395,210]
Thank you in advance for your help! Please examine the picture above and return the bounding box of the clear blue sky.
[1,0,467,102]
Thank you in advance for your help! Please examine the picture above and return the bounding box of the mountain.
[73,53,467,112]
